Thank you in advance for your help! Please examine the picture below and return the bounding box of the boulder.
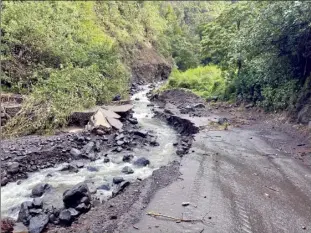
[28,214,49,233]
[112,181,130,197]
[121,166,134,174]
[82,141,95,154]
[63,183,90,209]
[133,130,148,138]
[122,154,134,162]
[7,162,20,174]
[113,177,124,184]
[133,157,150,167]
[97,184,110,191]
[17,201,33,225]
[31,184,51,198]
[70,148,82,158]
[58,209,72,225]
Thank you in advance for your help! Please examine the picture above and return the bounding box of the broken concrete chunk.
[87,110,112,131]
[100,108,121,119]
[104,104,133,113]
[106,117,123,130]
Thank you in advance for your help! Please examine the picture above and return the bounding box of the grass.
[162,65,227,100]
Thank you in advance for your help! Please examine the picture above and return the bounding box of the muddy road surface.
[124,90,311,233]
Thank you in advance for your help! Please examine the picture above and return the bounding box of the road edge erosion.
[46,91,201,233]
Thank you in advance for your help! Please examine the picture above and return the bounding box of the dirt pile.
[131,45,172,83]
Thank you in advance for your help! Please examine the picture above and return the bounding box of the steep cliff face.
[131,44,172,83]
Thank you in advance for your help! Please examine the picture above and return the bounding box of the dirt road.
[126,113,311,233]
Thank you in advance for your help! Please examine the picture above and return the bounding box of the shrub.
[163,65,226,99]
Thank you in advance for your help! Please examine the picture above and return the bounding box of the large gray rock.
[31,184,51,198]
[121,166,134,174]
[59,209,73,225]
[17,201,33,225]
[70,148,82,158]
[63,183,90,209]
[133,157,150,167]
[28,214,49,233]
[7,162,20,174]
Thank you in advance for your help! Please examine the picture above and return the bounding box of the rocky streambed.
[1,85,198,233]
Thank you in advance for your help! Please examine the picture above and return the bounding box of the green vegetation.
[2,1,311,136]
[1,1,216,136]
[166,1,311,114]
[164,65,227,99]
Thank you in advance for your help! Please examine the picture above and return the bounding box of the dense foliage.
[1,1,217,136]
[164,65,227,99]
[2,1,311,136]
[200,1,311,110]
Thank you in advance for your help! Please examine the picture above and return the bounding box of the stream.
[1,86,178,219]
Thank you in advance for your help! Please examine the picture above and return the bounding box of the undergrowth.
[162,65,227,100]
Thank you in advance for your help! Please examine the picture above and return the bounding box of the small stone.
[1,177,8,186]
[122,154,134,162]
[59,209,72,225]
[75,203,90,212]
[182,202,190,206]
[264,193,270,198]
[7,162,20,174]
[70,148,81,158]
[128,118,138,124]
[116,140,124,146]
[96,129,105,136]
[68,208,79,217]
[97,184,110,191]
[113,177,124,184]
[110,215,117,220]
[133,157,150,167]
[116,146,123,152]
[76,162,84,168]
[103,158,110,163]
[302,226,307,230]
[87,166,98,172]
[121,166,134,174]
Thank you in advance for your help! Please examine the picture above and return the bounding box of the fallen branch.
[264,186,279,192]
[147,211,204,223]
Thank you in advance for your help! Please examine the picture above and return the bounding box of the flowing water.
[1,86,177,219]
